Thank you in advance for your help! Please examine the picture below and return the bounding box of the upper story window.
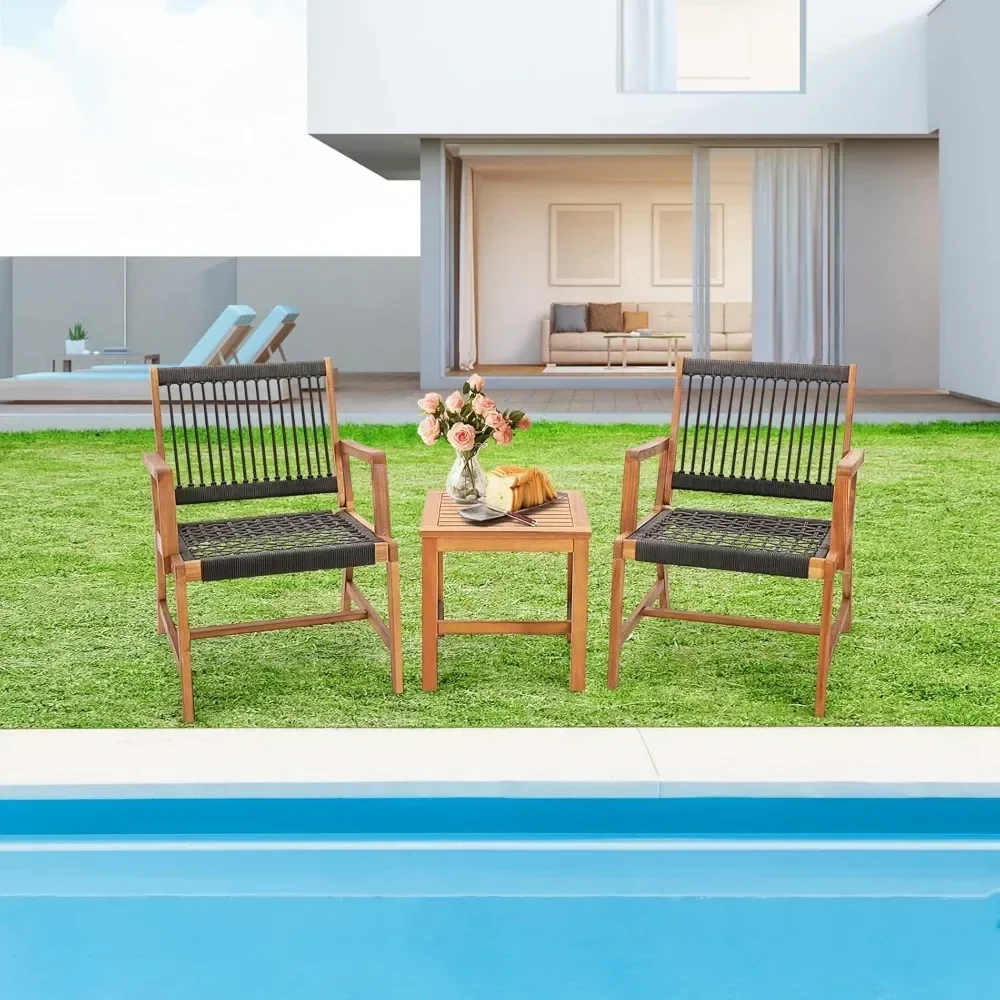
[620,0,803,94]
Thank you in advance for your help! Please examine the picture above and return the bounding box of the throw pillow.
[623,310,649,333]
[588,302,624,333]
[552,303,588,333]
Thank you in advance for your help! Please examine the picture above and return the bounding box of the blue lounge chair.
[234,305,299,365]
[86,304,257,373]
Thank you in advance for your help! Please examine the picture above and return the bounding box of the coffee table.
[52,350,161,372]
[603,332,685,369]
[419,490,591,692]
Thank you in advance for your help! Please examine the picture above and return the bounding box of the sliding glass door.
[440,140,842,375]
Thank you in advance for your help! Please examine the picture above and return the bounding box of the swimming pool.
[1,796,998,999]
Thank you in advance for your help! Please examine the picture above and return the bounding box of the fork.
[482,504,537,526]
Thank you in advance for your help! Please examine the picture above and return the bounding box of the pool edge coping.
[1,727,999,799]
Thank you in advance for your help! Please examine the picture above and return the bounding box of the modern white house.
[308,0,998,403]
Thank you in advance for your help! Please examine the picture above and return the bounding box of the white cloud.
[0,0,419,254]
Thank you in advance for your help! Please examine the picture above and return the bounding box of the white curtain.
[752,148,834,364]
[620,0,676,93]
[457,161,478,371]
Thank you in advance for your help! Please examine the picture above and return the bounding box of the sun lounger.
[234,305,299,365]
[86,305,256,373]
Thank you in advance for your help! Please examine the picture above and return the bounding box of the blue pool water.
[1,798,998,999]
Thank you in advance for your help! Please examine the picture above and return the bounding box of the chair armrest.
[540,317,551,365]
[829,449,864,566]
[143,453,178,556]
[143,452,173,482]
[836,448,865,479]
[626,437,669,463]
[338,439,392,538]
[339,438,387,466]
[619,438,670,534]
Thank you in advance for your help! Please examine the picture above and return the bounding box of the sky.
[0,0,420,255]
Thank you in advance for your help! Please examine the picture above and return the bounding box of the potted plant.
[66,323,89,355]
[416,373,532,504]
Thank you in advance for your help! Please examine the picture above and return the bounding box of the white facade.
[928,0,1000,404]
[308,1,1000,403]
[309,0,933,176]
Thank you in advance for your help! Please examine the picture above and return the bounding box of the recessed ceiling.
[465,153,754,185]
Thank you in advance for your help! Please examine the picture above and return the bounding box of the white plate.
[457,503,508,524]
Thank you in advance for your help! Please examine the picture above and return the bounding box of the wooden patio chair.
[609,358,862,716]
[144,358,403,723]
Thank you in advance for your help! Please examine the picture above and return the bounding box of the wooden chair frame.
[608,358,862,716]
[145,358,402,723]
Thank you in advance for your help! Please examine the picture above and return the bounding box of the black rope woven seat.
[632,507,831,579]
[178,509,379,582]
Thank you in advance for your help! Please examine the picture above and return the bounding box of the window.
[620,0,803,94]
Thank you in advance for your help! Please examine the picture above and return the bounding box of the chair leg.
[386,555,404,695]
[341,567,354,612]
[656,564,669,608]
[155,550,167,634]
[815,565,836,718]
[608,549,626,689]
[173,566,195,725]
[842,556,854,634]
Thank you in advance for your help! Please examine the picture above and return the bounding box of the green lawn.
[1,422,998,728]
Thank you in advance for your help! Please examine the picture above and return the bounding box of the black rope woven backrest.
[155,361,337,505]
[673,359,853,502]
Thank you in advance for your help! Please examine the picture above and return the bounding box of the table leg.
[422,538,440,691]
[437,551,445,620]
[569,538,589,691]
[606,339,612,369]
[565,552,573,644]
[622,339,627,369]
[62,359,72,372]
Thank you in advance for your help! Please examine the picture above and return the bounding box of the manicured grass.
[0,422,998,728]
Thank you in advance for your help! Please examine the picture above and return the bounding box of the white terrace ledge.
[0,728,998,800]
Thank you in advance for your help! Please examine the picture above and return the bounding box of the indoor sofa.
[541,301,752,367]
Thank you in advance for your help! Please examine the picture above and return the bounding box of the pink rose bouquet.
[415,373,532,502]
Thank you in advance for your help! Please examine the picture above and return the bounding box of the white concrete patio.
[1,373,998,431]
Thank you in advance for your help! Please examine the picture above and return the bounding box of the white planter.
[65,339,88,355]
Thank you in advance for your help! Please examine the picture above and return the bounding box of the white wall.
[929,0,1000,403]
[11,258,127,376]
[842,139,940,390]
[475,170,751,365]
[236,258,420,373]
[0,259,12,379]
[310,0,931,165]
[2,258,420,377]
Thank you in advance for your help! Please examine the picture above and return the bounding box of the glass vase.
[446,448,486,504]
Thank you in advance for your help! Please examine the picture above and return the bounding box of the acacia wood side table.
[419,490,591,692]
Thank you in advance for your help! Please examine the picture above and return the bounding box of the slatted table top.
[420,490,591,539]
